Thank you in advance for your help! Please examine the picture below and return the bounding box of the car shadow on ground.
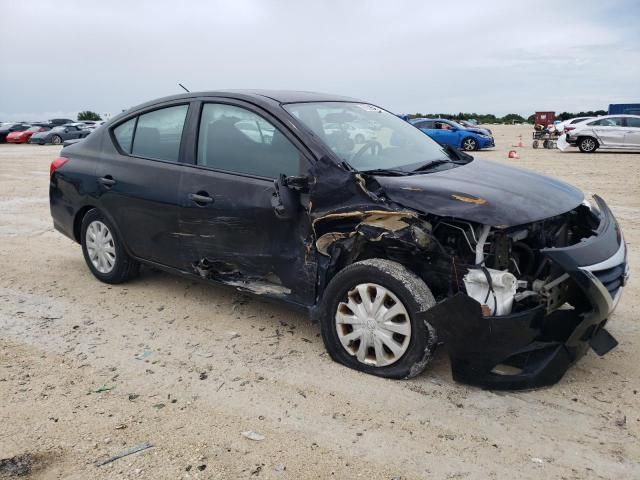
[92,263,456,384]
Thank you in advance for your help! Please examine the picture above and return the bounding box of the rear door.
[177,100,317,305]
[590,117,625,147]
[96,103,190,268]
[623,117,640,148]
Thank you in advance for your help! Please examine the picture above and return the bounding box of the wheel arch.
[73,205,132,257]
[577,134,599,146]
[314,235,431,318]
[73,205,97,243]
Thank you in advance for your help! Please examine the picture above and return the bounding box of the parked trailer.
[608,103,640,115]
[532,111,559,149]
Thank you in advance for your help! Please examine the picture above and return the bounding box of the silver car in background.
[559,114,640,153]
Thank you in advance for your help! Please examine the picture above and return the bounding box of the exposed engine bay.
[428,202,599,317]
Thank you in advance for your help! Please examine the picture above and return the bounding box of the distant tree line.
[405,110,607,124]
[77,110,102,121]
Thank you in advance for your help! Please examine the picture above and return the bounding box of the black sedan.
[49,90,628,390]
[30,124,90,145]
[0,123,31,143]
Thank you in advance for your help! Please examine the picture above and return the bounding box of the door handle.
[98,176,116,187]
[189,192,214,206]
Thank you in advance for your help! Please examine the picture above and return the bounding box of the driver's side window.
[197,103,301,178]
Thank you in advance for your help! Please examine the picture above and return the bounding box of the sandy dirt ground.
[0,125,639,479]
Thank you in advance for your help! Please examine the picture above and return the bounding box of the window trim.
[189,99,312,181]
[109,102,192,165]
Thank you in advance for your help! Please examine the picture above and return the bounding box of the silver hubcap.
[335,283,411,367]
[463,139,475,150]
[52,136,61,144]
[582,139,595,151]
[86,220,116,274]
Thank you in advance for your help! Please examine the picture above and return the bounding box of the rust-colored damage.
[451,193,487,205]
[312,209,432,257]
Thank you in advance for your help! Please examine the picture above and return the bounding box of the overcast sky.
[1,0,638,120]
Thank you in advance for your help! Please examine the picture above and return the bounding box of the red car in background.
[6,126,50,143]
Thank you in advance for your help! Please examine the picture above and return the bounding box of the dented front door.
[176,100,317,305]
[178,167,316,304]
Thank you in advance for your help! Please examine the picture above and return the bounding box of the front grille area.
[592,262,626,300]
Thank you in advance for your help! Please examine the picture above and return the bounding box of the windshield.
[283,102,449,171]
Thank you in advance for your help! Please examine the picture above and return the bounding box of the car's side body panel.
[564,115,640,151]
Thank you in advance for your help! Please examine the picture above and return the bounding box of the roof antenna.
[178,83,190,93]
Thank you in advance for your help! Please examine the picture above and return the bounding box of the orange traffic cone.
[508,150,519,159]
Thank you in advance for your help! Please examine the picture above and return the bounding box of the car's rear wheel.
[578,136,598,153]
[51,135,62,145]
[461,137,478,151]
[320,259,437,379]
[81,209,139,284]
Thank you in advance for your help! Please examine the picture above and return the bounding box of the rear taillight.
[564,126,575,132]
[50,156,69,176]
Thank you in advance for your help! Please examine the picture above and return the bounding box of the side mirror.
[271,174,303,220]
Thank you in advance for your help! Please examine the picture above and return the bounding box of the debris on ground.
[95,442,154,467]
[92,385,114,393]
[242,431,265,441]
[135,350,152,360]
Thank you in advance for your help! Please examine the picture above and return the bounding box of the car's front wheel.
[461,137,478,151]
[80,209,139,284]
[320,259,437,379]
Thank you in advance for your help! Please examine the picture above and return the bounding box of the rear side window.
[131,105,188,162]
[589,117,623,126]
[113,118,136,153]
[197,103,300,178]
[626,117,640,128]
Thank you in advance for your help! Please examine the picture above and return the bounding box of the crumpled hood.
[464,127,491,136]
[374,158,584,227]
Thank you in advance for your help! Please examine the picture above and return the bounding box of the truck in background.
[608,103,640,115]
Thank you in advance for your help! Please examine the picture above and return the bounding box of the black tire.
[80,209,139,284]
[319,259,437,379]
[578,136,598,153]
[51,135,62,145]
[532,140,539,149]
[461,137,478,151]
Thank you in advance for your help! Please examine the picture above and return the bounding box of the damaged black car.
[49,91,629,389]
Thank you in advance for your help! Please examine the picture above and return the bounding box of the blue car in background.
[409,118,495,151]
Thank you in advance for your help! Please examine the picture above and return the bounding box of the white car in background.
[555,116,594,133]
[558,114,640,153]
